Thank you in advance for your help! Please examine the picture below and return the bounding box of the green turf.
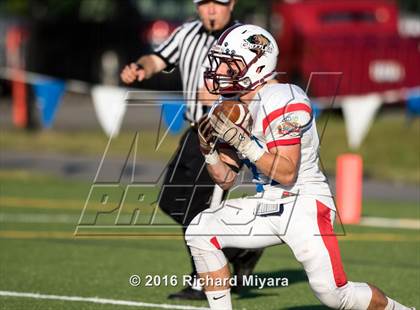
[317,113,420,183]
[361,199,420,219]
[0,129,180,161]
[1,171,419,309]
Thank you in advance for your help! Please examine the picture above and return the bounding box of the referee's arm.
[121,24,183,85]
[120,55,166,84]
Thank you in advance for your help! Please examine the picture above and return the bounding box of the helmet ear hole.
[256,65,265,74]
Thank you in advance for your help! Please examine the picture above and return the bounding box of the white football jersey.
[244,83,332,201]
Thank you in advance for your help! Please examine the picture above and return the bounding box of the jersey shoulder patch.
[259,84,313,140]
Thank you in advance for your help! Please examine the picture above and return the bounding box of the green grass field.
[0,171,419,309]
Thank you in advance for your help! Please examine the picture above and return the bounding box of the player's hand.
[209,112,264,163]
[209,112,249,150]
[198,115,216,155]
[120,63,146,84]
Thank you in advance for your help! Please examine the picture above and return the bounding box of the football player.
[185,24,414,310]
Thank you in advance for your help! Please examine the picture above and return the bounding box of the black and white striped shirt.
[154,19,238,123]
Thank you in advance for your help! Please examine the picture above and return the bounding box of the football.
[213,100,252,133]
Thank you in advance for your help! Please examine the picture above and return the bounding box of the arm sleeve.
[153,24,184,73]
[263,101,313,150]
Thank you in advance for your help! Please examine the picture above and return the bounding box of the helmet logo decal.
[241,34,273,55]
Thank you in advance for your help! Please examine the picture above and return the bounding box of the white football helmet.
[204,24,279,96]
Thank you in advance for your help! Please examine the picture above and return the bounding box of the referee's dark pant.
[159,125,263,284]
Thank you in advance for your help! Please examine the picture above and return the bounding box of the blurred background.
[0,0,419,309]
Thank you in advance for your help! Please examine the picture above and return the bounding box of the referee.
[121,0,263,300]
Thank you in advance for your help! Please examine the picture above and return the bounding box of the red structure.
[6,26,28,128]
[272,0,420,98]
[336,154,363,224]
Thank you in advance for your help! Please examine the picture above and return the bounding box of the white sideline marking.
[0,290,209,309]
[0,213,77,223]
[359,217,420,230]
[1,212,419,230]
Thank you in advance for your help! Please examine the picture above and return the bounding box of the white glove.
[209,112,265,163]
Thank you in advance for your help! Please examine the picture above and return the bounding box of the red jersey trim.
[210,236,221,250]
[262,103,312,134]
[266,138,301,149]
[316,200,348,288]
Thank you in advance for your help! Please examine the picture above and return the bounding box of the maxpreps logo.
[241,34,273,55]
